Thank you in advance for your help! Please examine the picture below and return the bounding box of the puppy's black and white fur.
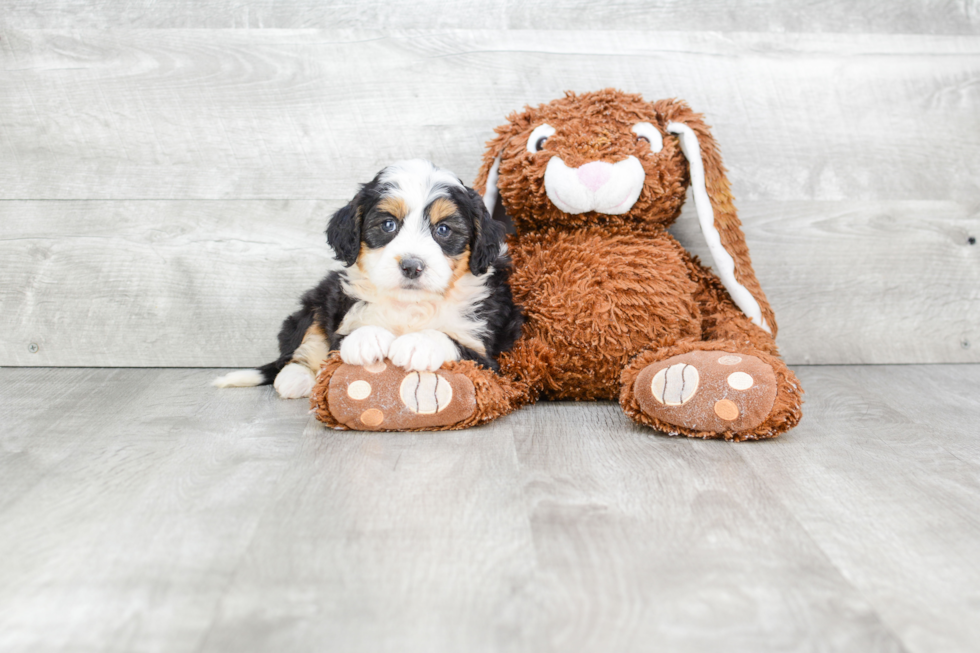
[214,159,523,399]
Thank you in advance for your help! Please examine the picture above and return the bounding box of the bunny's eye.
[631,122,664,153]
[527,124,556,153]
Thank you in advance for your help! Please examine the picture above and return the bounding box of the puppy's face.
[327,160,504,296]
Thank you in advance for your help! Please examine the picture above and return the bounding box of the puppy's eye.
[630,122,664,153]
[435,224,452,238]
[381,219,397,233]
[527,124,556,153]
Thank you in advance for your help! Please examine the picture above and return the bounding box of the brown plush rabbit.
[312,89,803,440]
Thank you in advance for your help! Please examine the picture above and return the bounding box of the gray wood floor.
[2,365,978,652]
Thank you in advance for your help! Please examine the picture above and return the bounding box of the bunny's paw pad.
[634,351,777,434]
[325,360,476,431]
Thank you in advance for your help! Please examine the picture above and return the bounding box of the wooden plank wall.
[1,3,978,367]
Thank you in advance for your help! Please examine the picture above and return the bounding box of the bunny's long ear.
[661,102,776,336]
[481,156,502,218]
[473,124,514,225]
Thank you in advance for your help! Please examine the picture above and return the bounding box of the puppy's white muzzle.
[544,156,645,215]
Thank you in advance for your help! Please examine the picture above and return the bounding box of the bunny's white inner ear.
[483,156,501,217]
[667,122,770,334]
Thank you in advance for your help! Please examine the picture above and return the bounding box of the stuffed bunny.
[474,88,803,439]
[311,89,802,440]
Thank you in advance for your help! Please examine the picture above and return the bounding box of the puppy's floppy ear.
[325,196,363,267]
[656,99,777,336]
[464,186,505,275]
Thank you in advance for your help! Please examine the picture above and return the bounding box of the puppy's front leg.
[340,326,397,366]
[388,329,460,372]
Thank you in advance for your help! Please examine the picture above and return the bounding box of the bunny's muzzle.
[543,155,645,215]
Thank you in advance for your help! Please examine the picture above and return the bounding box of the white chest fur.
[337,270,491,355]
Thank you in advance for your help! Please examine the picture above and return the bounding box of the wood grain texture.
[511,401,904,652]
[669,200,980,365]
[0,368,313,653]
[1,29,978,203]
[0,200,342,367]
[2,199,976,366]
[735,364,980,652]
[2,0,978,33]
[3,365,980,651]
[197,415,539,653]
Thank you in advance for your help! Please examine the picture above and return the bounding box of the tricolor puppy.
[214,159,523,399]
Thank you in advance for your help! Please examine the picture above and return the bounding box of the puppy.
[214,159,523,399]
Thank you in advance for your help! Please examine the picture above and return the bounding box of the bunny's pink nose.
[576,161,612,192]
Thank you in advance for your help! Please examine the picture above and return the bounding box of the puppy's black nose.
[400,257,425,279]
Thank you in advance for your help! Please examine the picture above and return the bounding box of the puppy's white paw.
[340,326,396,366]
[274,363,315,399]
[388,330,459,372]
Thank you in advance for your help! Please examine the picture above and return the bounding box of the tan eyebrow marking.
[377,196,408,220]
[428,198,457,224]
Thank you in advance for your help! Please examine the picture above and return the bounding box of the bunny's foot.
[311,354,525,431]
[634,350,776,434]
[621,342,803,440]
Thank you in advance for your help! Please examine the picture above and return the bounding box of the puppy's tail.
[212,360,284,388]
